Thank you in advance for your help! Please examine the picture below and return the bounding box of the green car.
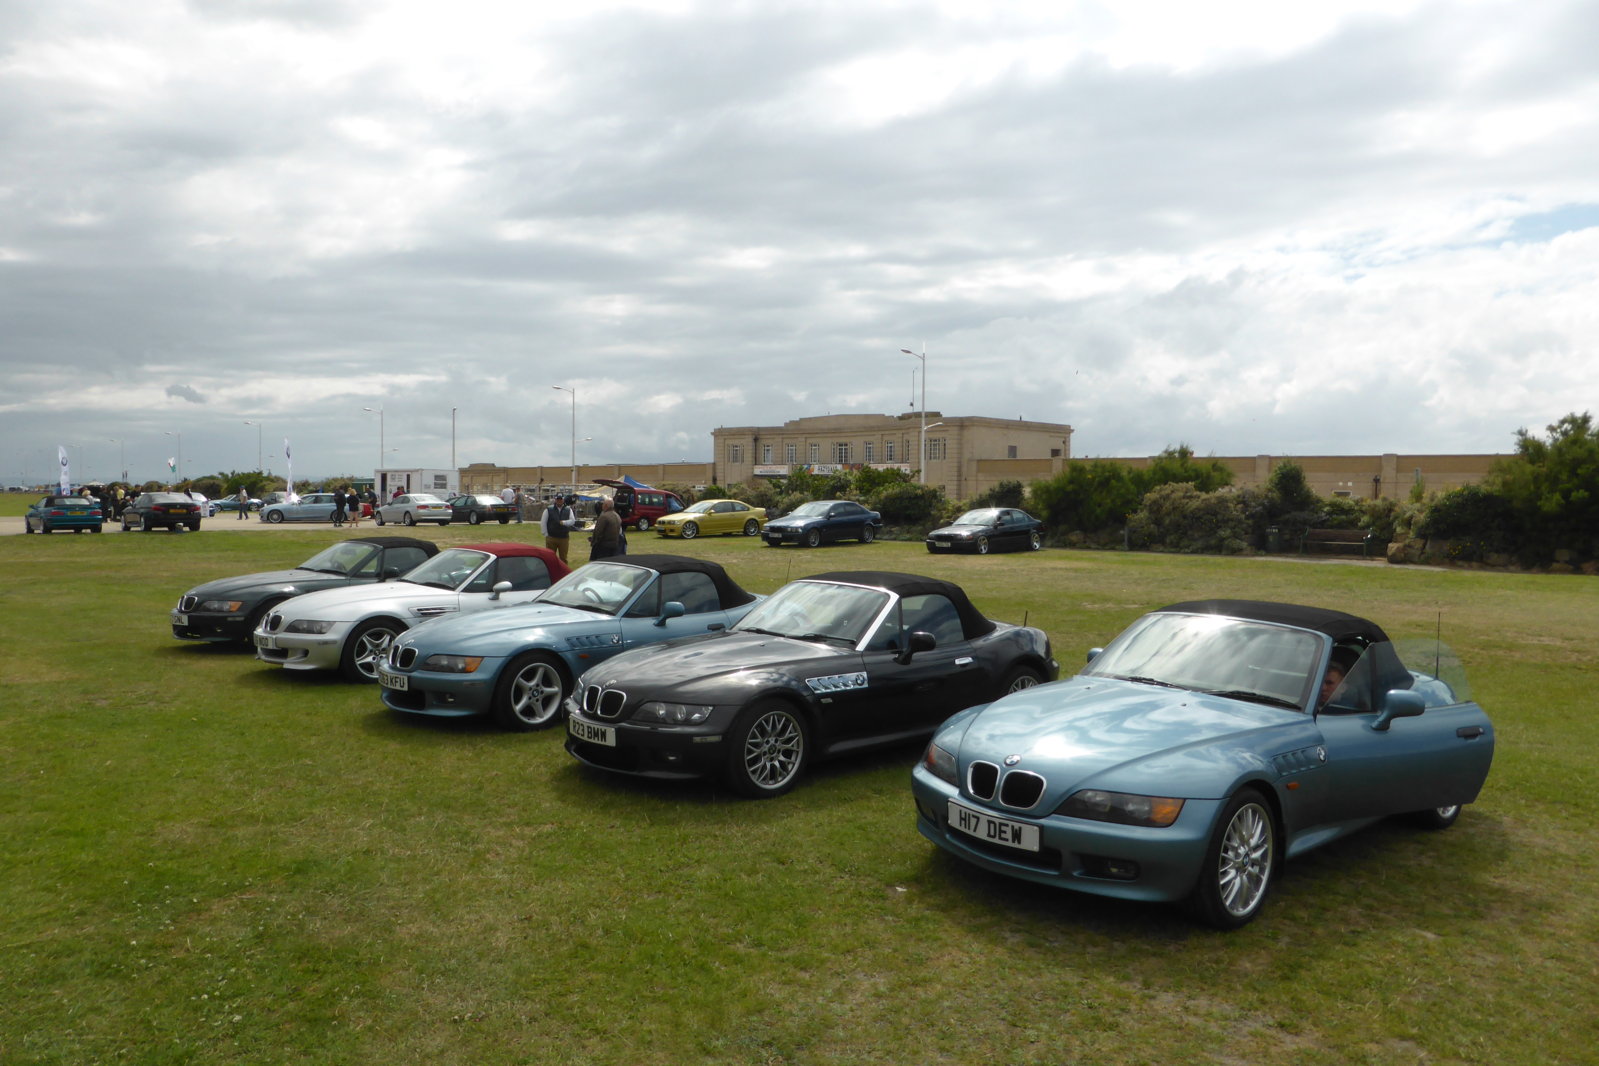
[25,495,103,534]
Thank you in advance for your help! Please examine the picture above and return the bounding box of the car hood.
[586,631,844,695]
[399,601,609,654]
[186,568,346,600]
[271,579,460,620]
[943,676,1316,803]
[765,515,821,529]
[926,523,985,536]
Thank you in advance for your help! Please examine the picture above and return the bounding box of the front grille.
[179,595,198,611]
[264,613,283,633]
[390,646,417,669]
[968,761,1000,800]
[999,771,1046,810]
[581,684,629,719]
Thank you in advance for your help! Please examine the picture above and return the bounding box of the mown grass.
[2,526,1596,1065]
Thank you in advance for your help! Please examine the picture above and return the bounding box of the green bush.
[1028,460,1142,537]
[1126,483,1253,554]
[969,479,1026,510]
[871,482,945,525]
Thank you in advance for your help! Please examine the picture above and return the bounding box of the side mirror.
[655,601,687,627]
[1086,647,1103,664]
[897,630,937,665]
[1371,689,1426,731]
[381,566,402,581]
[489,579,513,601]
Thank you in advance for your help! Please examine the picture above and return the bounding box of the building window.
[1050,448,1062,458]
[761,443,772,463]
[833,441,851,464]
[785,443,796,464]
[808,443,820,463]
[926,438,946,461]
[885,441,896,462]
[1007,445,1018,459]
[864,441,874,463]
[727,444,743,464]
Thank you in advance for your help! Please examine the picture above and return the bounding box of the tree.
[1028,461,1143,536]
[1486,412,1599,559]
[1136,445,1235,494]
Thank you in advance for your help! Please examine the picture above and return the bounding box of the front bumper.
[253,627,348,671]
[171,608,255,643]
[378,660,506,717]
[563,704,727,780]
[910,766,1222,905]
[762,526,805,544]
[925,537,975,552]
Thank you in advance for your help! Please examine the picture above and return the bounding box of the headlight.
[198,599,245,613]
[283,619,336,635]
[422,654,483,674]
[922,741,958,785]
[637,701,713,724]
[1059,789,1185,828]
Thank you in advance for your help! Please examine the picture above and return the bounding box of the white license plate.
[568,717,615,747]
[173,613,188,625]
[929,542,950,550]
[253,634,274,650]
[948,800,1040,852]
[378,669,407,691]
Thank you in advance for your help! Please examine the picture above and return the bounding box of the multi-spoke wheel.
[1409,804,1461,830]
[1189,791,1276,929]
[493,652,568,730]
[803,528,822,548]
[1000,665,1045,694]
[680,521,699,540]
[860,524,875,543]
[635,517,652,532]
[340,619,405,683]
[726,702,809,798]
[976,536,990,554]
[1028,530,1043,551]
[743,519,760,536]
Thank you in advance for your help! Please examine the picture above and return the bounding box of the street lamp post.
[243,420,263,472]
[450,407,457,472]
[900,344,927,484]
[108,438,125,483]
[551,385,576,492]
[362,407,384,481]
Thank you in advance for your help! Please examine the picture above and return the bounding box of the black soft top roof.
[608,554,756,609]
[349,536,441,556]
[1158,599,1389,643]
[804,571,996,639]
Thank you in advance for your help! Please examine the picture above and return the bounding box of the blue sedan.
[25,495,104,534]
[377,555,762,730]
[762,499,881,547]
[259,492,342,523]
[912,600,1495,928]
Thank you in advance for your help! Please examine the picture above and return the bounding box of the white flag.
[284,438,297,502]
[58,446,71,494]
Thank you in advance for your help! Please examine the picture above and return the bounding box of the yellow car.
[654,499,767,539]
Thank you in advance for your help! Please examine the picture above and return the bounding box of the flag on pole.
[167,457,177,472]
[284,438,297,502]
[58,446,71,494]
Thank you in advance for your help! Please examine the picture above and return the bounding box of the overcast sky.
[4,0,1597,485]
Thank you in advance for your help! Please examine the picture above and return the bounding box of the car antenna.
[1435,610,1442,677]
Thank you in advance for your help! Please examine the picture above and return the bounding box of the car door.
[613,571,738,655]
[997,510,1028,550]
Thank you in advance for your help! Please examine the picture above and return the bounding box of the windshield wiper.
[1202,688,1301,710]
[1115,674,1183,689]
[737,626,786,637]
[795,632,853,645]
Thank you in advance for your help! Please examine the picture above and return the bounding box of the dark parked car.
[565,571,1057,797]
[912,600,1495,928]
[171,536,440,644]
[761,500,881,547]
[446,494,517,525]
[122,492,204,532]
[925,508,1044,554]
[25,495,103,534]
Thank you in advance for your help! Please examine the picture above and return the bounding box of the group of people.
[535,493,626,563]
[331,486,371,528]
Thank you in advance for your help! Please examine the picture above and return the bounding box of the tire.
[860,524,875,544]
[1408,804,1461,830]
[468,511,482,525]
[492,651,568,731]
[265,510,284,524]
[635,517,651,532]
[743,519,760,536]
[188,519,202,531]
[373,512,386,526]
[402,512,416,526]
[726,701,809,798]
[142,516,154,532]
[976,536,990,555]
[1000,665,1045,694]
[24,521,34,534]
[340,618,405,683]
[681,521,699,540]
[41,524,53,534]
[803,527,822,548]
[1029,530,1043,551]
[1188,790,1277,929]
[92,525,102,533]
[498,517,509,524]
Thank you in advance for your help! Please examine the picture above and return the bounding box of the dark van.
[595,479,686,532]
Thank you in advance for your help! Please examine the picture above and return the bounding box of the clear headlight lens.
[422,654,483,674]
[922,742,958,785]
[637,701,712,724]
[198,599,245,612]
[284,619,336,635]
[1059,789,1185,828]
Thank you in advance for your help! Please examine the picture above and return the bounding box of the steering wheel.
[581,586,603,604]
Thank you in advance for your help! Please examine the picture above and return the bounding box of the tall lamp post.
[362,407,384,482]
[108,438,125,483]
[450,407,457,472]
[243,420,263,473]
[551,385,576,492]
[900,344,927,483]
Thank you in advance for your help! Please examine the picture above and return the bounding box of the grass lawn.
[3,525,1596,1065]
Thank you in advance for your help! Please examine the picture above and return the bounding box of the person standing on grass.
[589,497,622,560]
[541,494,577,564]
[235,486,250,520]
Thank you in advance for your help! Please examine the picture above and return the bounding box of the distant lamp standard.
[362,407,385,476]
[551,385,576,491]
[108,438,125,482]
[243,420,263,472]
[900,344,928,483]
[450,407,457,471]
[163,431,183,484]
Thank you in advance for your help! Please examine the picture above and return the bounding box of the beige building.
[1087,452,1504,501]
[711,412,1075,500]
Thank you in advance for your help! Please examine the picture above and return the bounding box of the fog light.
[1080,854,1140,881]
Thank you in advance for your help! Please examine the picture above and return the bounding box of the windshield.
[401,548,491,590]
[538,562,655,614]
[299,542,380,576]
[683,501,716,514]
[789,501,831,518]
[952,509,1000,526]
[1083,611,1321,709]
[732,580,890,646]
